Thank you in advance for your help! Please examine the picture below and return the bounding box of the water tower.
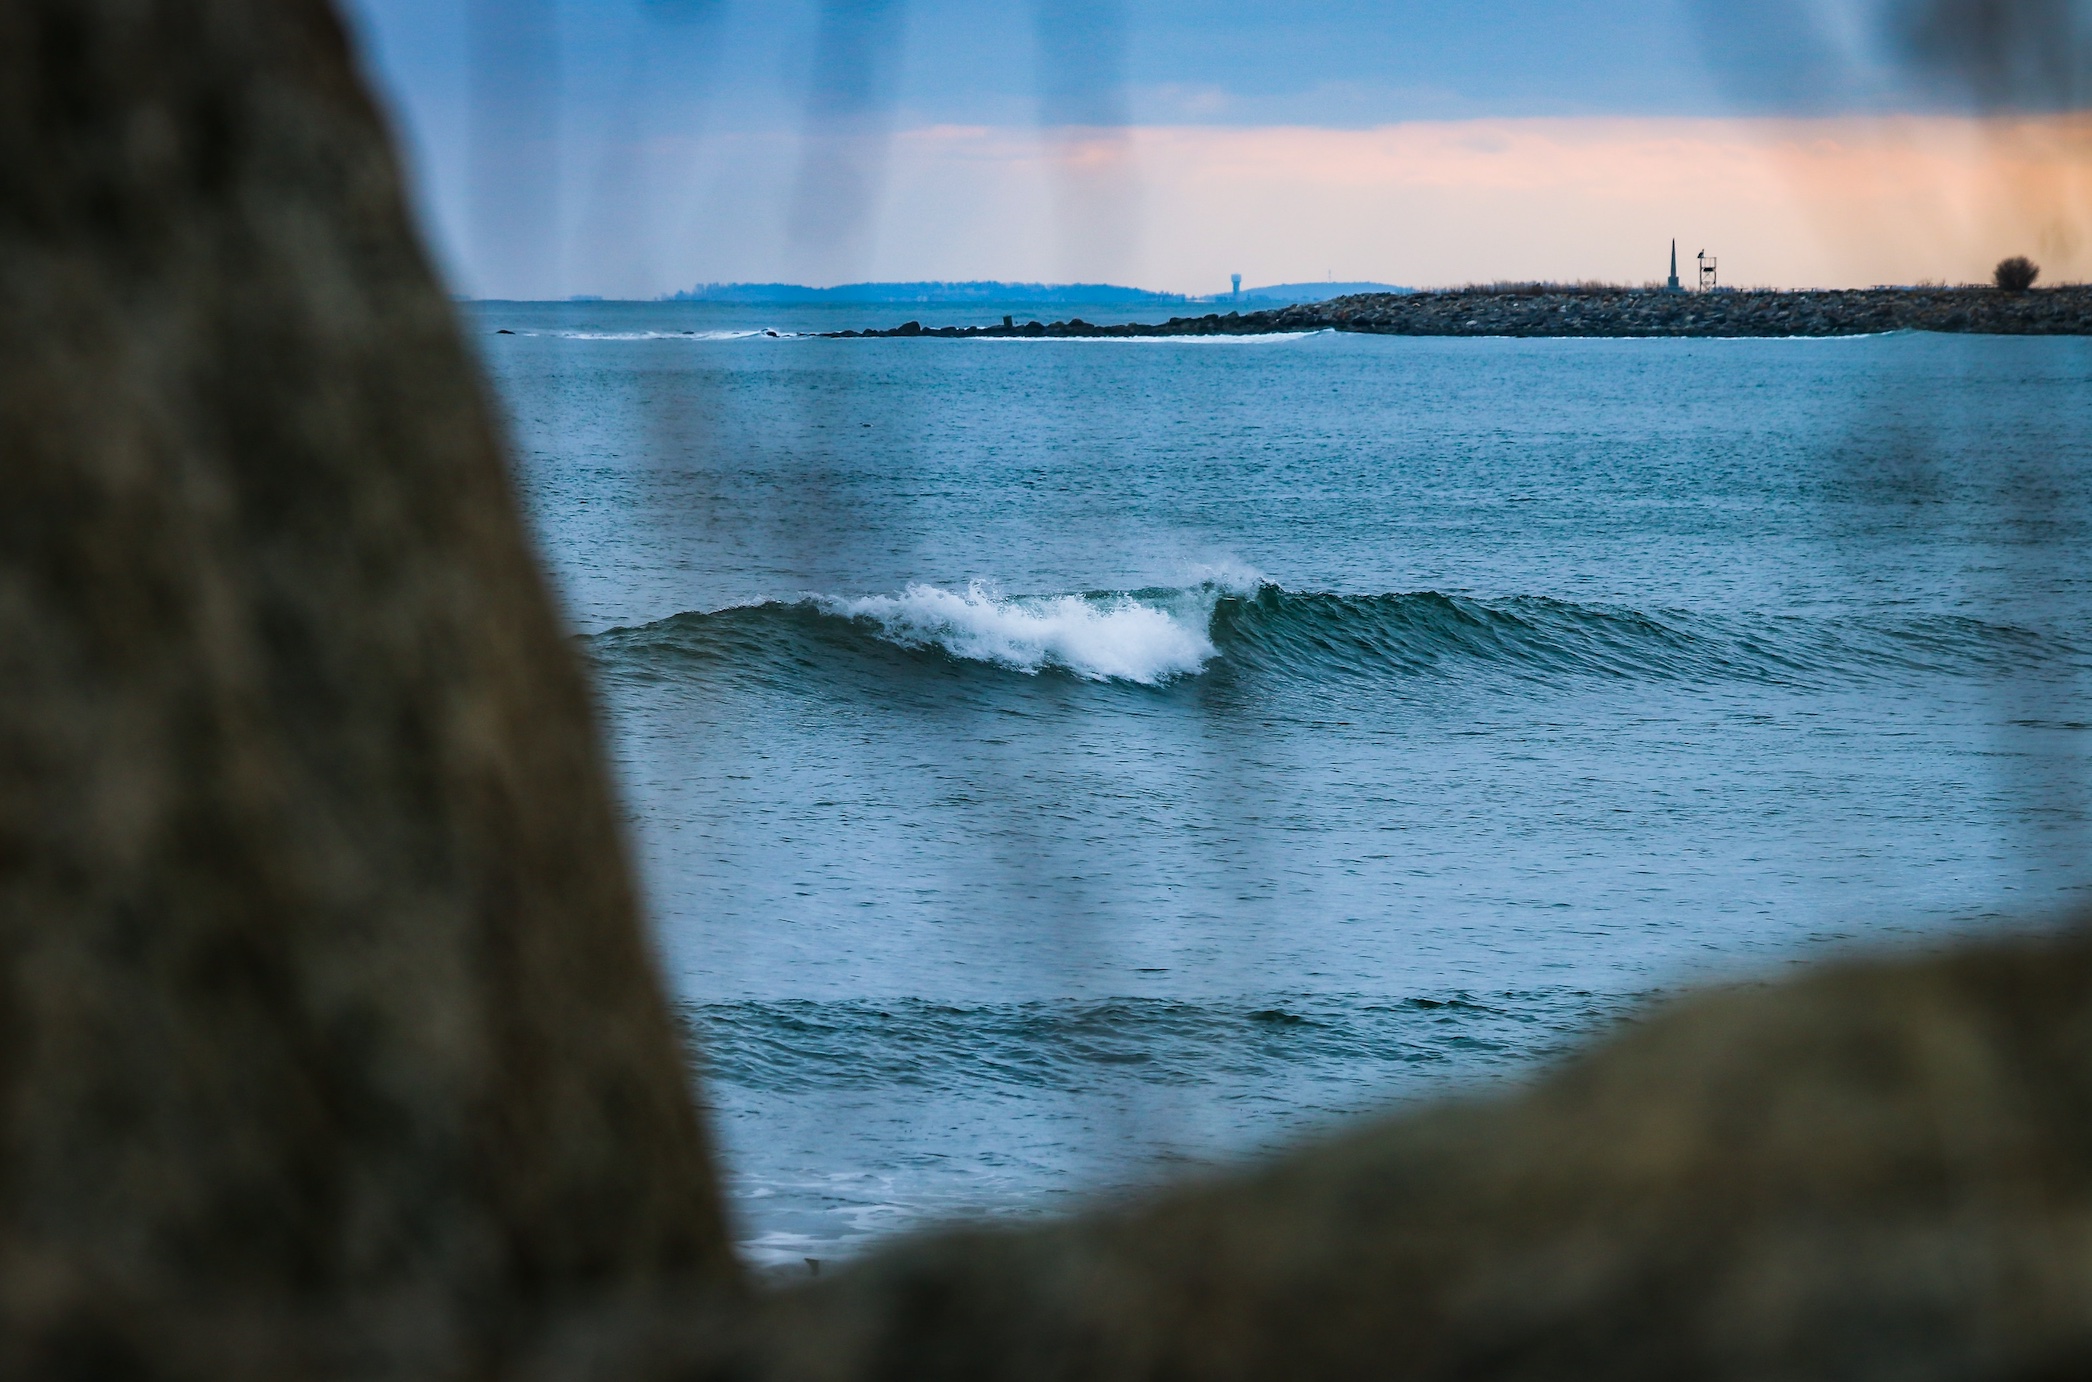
[1231,273,1242,301]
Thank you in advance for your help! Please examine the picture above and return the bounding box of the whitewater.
[824,582,1222,683]
[478,298,2092,1269]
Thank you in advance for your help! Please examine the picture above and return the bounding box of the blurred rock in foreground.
[0,2,738,1378]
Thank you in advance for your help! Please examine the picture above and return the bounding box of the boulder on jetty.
[836,285,2092,339]
[9,3,2092,1381]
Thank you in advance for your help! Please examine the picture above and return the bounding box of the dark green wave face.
[591,581,2071,694]
[488,309,2092,1269]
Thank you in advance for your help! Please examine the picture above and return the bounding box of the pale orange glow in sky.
[550,114,2092,297]
[347,0,2092,298]
[860,115,2092,292]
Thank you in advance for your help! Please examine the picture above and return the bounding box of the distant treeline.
[669,281,1185,305]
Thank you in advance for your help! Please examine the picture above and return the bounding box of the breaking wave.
[589,580,2073,690]
[821,582,1221,683]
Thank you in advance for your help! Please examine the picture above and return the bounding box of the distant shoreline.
[827,286,2092,339]
[661,279,1409,307]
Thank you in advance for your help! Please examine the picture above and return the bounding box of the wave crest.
[590,581,2071,690]
[824,583,1217,684]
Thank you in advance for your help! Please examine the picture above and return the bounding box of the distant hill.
[665,280,1413,306]
[667,281,1191,305]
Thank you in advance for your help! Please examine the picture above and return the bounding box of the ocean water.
[472,300,2092,1269]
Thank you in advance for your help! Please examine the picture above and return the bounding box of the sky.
[339,0,2092,296]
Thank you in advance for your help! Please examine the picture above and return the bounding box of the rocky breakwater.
[835,284,2092,339]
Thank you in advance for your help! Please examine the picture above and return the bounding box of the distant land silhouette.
[1233,281,1415,303]
[662,280,1411,306]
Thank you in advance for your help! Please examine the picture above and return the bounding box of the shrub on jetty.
[1995,255,2040,291]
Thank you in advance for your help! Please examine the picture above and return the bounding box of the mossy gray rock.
[0,1,738,1377]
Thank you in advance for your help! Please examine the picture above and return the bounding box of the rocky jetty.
[835,285,2092,339]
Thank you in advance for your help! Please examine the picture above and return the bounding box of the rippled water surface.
[475,300,2092,1267]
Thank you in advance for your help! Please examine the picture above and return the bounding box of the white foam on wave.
[827,582,1219,684]
[1179,558,1269,596]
